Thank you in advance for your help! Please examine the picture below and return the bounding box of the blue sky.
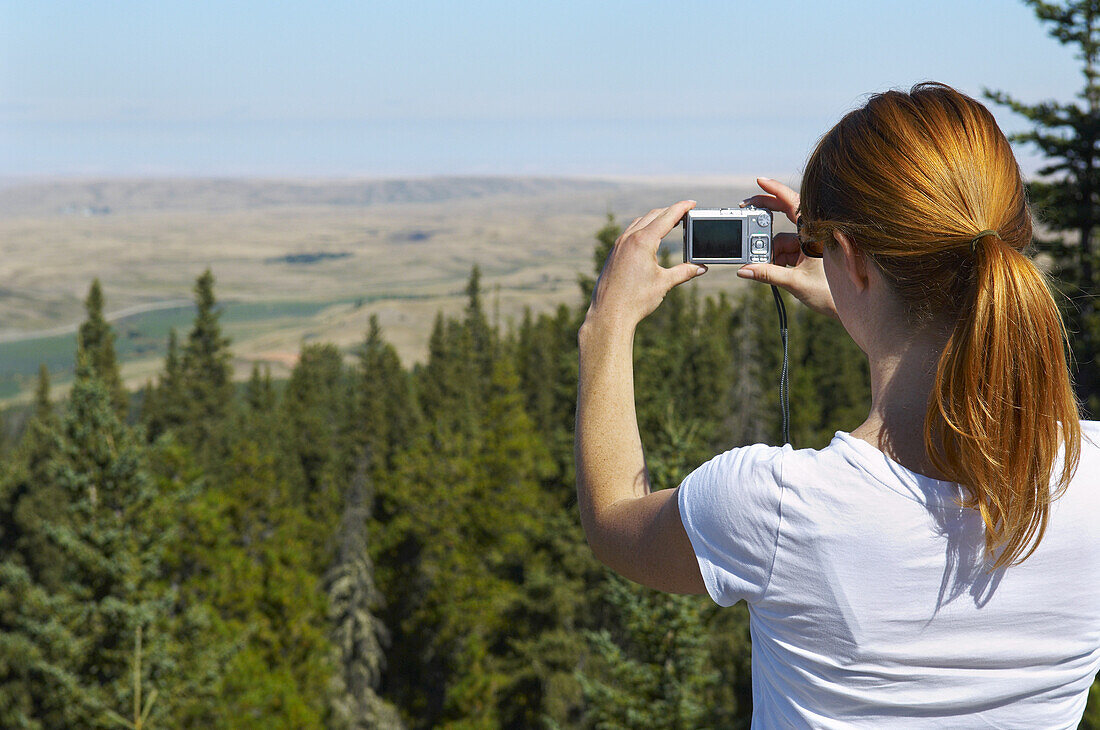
[0,0,1082,178]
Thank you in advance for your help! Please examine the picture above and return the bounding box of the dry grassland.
[0,176,792,405]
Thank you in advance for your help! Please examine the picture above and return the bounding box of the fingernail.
[759,176,772,181]
[737,267,754,279]
[739,199,748,207]
[695,266,707,276]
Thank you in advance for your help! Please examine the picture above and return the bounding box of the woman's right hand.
[736,177,839,320]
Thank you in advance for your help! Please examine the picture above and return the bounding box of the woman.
[575,81,1100,727]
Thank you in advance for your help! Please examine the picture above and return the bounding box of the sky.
[0,0,1084,180]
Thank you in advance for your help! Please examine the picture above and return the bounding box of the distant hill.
[0,176,622,217]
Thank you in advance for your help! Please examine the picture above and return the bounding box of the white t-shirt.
[677,421,1100,729]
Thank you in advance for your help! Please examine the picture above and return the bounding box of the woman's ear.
[832,230,870,293]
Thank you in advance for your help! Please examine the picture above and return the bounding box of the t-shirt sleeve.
[677,443,786,607]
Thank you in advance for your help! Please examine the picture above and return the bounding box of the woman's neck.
[850,326,951,481]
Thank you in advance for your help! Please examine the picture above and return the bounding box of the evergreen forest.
[0,215,873,727]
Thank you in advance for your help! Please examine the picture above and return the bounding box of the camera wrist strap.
[770,284,790,445]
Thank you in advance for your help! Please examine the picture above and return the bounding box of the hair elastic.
[970,229,1001,252]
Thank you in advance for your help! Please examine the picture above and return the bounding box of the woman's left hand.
[583,200,707,333]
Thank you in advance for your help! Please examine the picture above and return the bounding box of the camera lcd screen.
[692,219,742,259]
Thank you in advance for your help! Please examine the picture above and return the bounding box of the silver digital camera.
[683,206,772,265]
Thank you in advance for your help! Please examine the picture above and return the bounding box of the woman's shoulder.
[779,431,959,505]
[690,441,791,485]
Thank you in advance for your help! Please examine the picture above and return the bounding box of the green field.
[0,298,360,400]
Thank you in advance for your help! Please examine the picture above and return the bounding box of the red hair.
[799,82,1081,568]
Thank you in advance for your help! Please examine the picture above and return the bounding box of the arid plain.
[0,176,790,405]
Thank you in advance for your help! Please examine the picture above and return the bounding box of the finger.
[772,232,801,255]
[618,215,645,241]
[644,200,697,242]
[770,232,804,267]
[664,262,707,288]
[736,262,797,291]
[740,194,781,211]
[624,207,663,237]
[755,177,800,219]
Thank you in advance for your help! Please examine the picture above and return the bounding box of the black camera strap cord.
[771,284,790,445]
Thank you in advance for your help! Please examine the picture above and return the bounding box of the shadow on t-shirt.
[924,484,1004,621]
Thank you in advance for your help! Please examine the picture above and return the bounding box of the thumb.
[737,263,795,290]
[666,262,707,288]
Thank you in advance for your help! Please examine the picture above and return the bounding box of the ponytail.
[926,238,1081,568]
[799,81,1082,567]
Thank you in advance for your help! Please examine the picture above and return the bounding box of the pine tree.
[482,345,600,727]
[516,304,581,500]
[136,430,234,725]
[0,363,66,726]
[325,454,404,730]
[376,314,565,725]
[281,342,356,566]
[141,328,187,442]
[355,316,416,474]
[173,401,332,728]
[0,365,54,543]
[417,270,494,441]
[0,351,176,728]
[2,365,66,593]
[419,313,467,433]
[576,575,717,730]
[179,269,234,449]
[0,556,79,727]
[465,265,494,382]
[244,363,276,414]
[33,364,52,424]
[984,0,1100,413]
[78,279,129,419]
